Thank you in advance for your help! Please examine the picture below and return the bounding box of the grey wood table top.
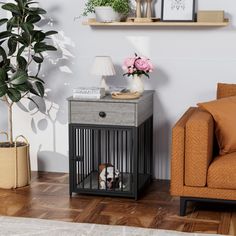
[67,90,155,104]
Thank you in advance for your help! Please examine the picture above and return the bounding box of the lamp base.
[100,77,109,94]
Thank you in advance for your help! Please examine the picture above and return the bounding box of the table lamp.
[91,56,116,93]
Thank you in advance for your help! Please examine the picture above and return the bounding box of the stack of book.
[73,87,105,99]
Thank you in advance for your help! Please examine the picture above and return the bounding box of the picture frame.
[161,0,195,22]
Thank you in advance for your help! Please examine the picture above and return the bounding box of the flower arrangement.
[123,53,154,78]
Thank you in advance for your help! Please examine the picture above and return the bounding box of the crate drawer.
[70,101,136,126]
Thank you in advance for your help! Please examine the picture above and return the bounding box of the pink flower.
[123,57,136,69]
[134,57,153,72]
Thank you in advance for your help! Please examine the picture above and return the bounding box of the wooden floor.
[0,172,235,235]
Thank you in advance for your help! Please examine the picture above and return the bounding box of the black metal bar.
[121,130,123,191]
[81,129,84,188]
[98,129,101,190]
[113,130,115,190]
[150,116,153,179]
[133,127,138,200]
[69,124,74,197]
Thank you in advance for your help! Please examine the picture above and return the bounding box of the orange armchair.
[171,83,236,216]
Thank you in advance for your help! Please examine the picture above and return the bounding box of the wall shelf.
[83,18,229,27]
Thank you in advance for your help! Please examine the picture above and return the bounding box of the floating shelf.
[83,18,229,27]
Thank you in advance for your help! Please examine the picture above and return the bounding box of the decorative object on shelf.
[161,0,195,22]
[0,0,57,189]
[83,0,130,22]
[111,91,141,100]
[91,56,116,94]
[197,11,224,23]
[95,6,121,22]
[133,0,155,23]
[146,0,153,18]
[135,0,142,18]
[73,87,106,99]
[123,53,153,94]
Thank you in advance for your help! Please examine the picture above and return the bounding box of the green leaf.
[29,76,44,84]
[0,81,8,97]
[26,14,41,23]
[15,36,28,46]
[7,88,21,102]
[13,81,32,92]
[2,3,20,15]
[21,22,34,34]
[17,56,27,70]
[45,45,57,51]
[0,68,7,82]
[45,30,58,36]
[0,31,12,40]
[8,37,17,56]
[11,70,28,85]
[32,31,45,42]
[28,7,47,15]
[0,46,7,62]
[32,55,43,63]
[21,32,31,45]
[35,81,44,97]
[7,17,19,31]
[0,18,8,27]
[17,45,25,58]
[34,42,57,53]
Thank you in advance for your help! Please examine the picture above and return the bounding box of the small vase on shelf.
[130,74,144,94]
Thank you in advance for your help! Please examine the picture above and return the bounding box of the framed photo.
[161,0,195,22]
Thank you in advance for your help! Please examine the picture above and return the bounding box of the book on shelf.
[73,87,105,99]
[73,87,104,94]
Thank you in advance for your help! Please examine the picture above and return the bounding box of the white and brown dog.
[99,164,125,190]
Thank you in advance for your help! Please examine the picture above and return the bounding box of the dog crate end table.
[68,90,154,200]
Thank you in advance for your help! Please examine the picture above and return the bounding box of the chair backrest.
[217,83,236,99]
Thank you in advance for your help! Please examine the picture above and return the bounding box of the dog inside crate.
[99,164,126,190]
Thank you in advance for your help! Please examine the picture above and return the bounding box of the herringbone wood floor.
[0,172,235,235]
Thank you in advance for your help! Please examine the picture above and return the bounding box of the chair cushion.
[198,96,236,155]
[217,83,236,99]
[207,152,236,190]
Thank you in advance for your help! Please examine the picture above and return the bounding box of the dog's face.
[100,166,120,189]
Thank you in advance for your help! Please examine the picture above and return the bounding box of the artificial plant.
[83,0,130,16]
[0,0,57,144]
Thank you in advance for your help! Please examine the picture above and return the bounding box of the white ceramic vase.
[130,74,144,94]
[95,7,121,22]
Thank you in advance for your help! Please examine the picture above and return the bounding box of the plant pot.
[0,133,31,189]
[95,6,121,22]
[130,74,145,94]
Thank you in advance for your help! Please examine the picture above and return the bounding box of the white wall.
[1,0,236,179]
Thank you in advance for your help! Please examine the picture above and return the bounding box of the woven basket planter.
[0,132,31,189]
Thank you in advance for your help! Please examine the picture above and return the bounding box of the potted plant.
[0,0,57,189]
[123,53,154,94]
[83,0,130,22]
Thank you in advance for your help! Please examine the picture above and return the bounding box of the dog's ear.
[99,164,106,173]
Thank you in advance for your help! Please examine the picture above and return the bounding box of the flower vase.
[130,74,144,94]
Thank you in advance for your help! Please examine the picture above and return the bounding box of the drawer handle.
[99,111,106,118]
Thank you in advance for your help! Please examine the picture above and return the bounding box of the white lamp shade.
[91,56,116,76]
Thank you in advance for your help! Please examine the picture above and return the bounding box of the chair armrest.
[170,107,196,196]
[185,108,214,187]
